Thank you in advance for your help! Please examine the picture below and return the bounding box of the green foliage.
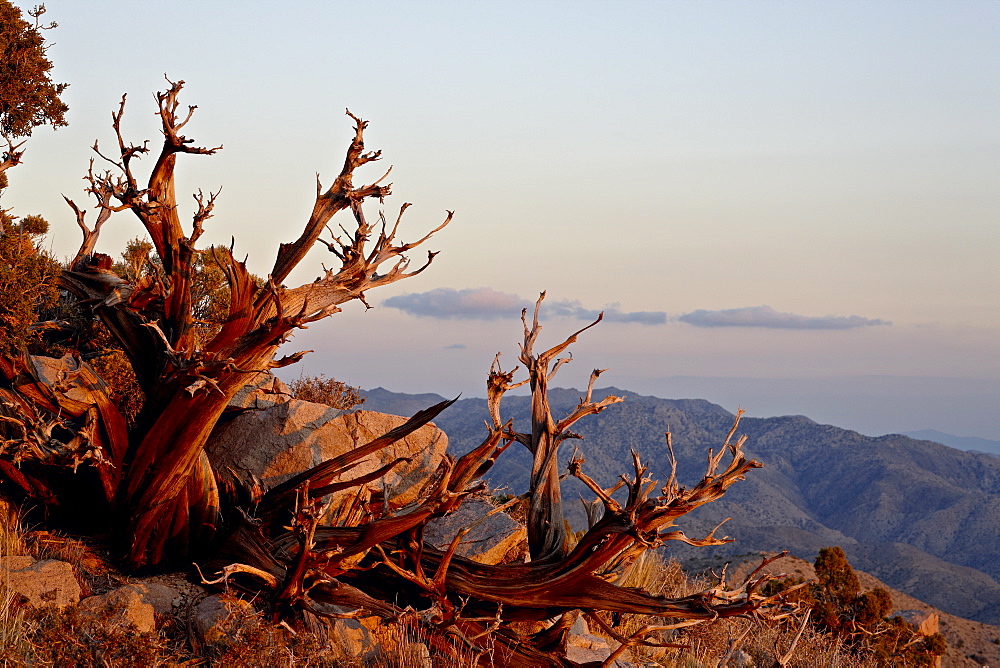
[111,238,261,346]
[15,213,46,235]
[0,1,63,355]
[0,1,68,139]
[811,547,945,664]
[117,236,155,280]
[814,546,860,608]
[88,346,145,425]
[855,587,892,627]
[765,549,948,665]
[190,246,245,346]
[923,632,947,655]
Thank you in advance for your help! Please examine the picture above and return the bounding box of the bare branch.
[568,453,622,513]
[0,137,26,174]
[190,187,220,243]
[268,110,390,286]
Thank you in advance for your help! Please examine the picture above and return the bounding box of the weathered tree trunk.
[504,293,622,561]
[8,80,449,568]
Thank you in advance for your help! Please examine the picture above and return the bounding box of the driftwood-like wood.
[0,83,781,665]
[507,292,624,560]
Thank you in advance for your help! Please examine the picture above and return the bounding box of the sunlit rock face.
[208,384,447,508]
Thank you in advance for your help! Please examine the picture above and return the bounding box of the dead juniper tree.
[206,293,785,665]
[0,79,449,568]
[0,81,785,665]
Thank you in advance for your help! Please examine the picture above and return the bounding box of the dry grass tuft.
[0,500,31,666]
[368,614,481,667]
[0,498,25,558]
[288,373,365,411]
[0,588,32,667]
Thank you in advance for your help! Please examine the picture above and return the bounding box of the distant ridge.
[902,429,1000,457]
[361,385,1000,625]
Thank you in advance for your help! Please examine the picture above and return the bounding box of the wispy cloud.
[384,288,524,320]
[384,291,883,330]
[677,305,890,330]
[444,343,467,349]
[383,288,666,325]
[545,299,667,325]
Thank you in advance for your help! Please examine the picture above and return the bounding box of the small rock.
[330,616,372,656]
[566,644,613,665]
[194,594,256,645]
[897,609,940,636]
[1,558,81,608]
[566,628,636,667]
[139,571,210,615]
[569,614,590,636]
[568,631,611,651]
[78,585,157,633]
[135,582,183,615]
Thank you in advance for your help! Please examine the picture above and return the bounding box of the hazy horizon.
[7,1,998,441]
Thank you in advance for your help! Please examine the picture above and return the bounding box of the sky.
[7,1,999,439]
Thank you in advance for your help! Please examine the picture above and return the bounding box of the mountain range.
[360,386,1000,625]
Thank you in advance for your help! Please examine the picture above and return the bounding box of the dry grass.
[195,592,350,667]
[1,503,35,667]
[0,587,32,667]
[670,616,866,668]
[367,614,483,667]
[584,550,866,667]
[288,373,365,411]
[0,498,25,558]
[17,602,176,667]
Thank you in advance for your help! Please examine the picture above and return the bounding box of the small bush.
[288,373,365,410]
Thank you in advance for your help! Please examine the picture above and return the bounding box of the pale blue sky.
[8,1,999,438]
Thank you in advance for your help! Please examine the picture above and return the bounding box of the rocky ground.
[0,500,634,666]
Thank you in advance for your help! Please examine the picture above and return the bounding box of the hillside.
[361,386,1000,625]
